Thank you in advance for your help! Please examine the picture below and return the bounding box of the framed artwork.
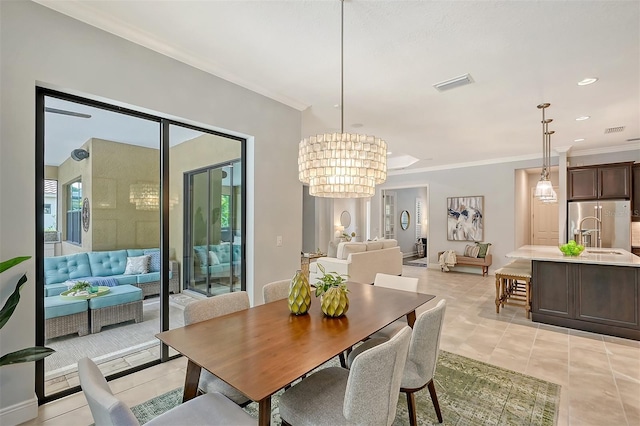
[82,197,90,232]
[447,196,484,241]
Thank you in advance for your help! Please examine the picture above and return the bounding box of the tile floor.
[24,266,640,425]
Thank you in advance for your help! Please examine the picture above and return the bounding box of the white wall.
[394,187,427,256]
[373,159,545,273]
[0,2,301,423]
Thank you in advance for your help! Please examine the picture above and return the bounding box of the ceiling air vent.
[433,73,474,92]
[604,126,625,134]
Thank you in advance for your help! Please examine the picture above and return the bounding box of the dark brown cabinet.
[632,164,640,221]
[568,162,632,201]
[532,260,640,340]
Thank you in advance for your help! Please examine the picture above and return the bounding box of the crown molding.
[568,142,640,158]
[388,143,639,177]
[33,0,309,111]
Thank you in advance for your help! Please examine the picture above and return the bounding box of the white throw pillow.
[209,251,221,265]
[365,241,383,251]
[124,255,150,275]
[464,245,480,258]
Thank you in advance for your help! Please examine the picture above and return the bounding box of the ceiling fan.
[45,107,91,119]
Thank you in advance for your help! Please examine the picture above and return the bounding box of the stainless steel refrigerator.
[567,200,631,250]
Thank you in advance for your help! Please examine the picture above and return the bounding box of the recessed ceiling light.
[386,151,393,156]
[576,116,590,121]
[577,78,598,86]
[574,138,585,142]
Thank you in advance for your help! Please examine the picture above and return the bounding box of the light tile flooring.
[25,266,640,425]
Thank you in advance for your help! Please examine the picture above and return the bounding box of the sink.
[585,250,623,255]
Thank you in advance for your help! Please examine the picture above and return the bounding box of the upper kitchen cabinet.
[568,162,632,201]
[632,164,640,222]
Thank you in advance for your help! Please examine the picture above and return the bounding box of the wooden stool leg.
[495,275,501,313]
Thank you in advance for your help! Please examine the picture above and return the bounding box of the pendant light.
[298,0,387,198]
[535,103,556,202]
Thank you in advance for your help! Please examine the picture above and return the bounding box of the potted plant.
[0,256,55,366]
[314,263,349,317]
[68,280,93,295]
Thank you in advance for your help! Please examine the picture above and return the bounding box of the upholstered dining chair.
[347,299,447,425]
[77,357,255,426]
[371,273,420,339]
[262,279,290,303]
[279,326,412,426]
[183,291,251,406]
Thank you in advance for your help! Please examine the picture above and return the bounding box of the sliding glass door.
[36,89,245,403]
[185,161,242,296]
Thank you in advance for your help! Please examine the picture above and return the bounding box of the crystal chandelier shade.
[298,0,387,198]
[129,183,159,211]
[298,133,387,198]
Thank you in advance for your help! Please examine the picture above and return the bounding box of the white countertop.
[506,245,640,267]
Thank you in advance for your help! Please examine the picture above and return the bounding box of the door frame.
[35,87,246,404]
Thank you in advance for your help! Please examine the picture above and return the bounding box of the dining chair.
[77,357,255,426]
[347,299,447,425]
[371,273,419,339]
[279,326,412,426]
[183,291,251,406]
[262,279,290,303]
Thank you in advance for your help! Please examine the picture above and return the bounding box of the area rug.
[131,351,560,425]
[404,257,430,268]
[45,294,192,375]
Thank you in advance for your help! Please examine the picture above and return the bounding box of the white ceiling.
[38,0,640,171]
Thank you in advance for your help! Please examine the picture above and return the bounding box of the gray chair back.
[404,299,447,389]
[78,357,140,426]
[345,326,411,425]
[184,291,250,325]
[262,279,290,303]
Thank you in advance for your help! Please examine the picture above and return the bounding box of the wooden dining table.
[156,282,435,426]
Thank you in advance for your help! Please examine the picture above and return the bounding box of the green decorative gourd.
[320,286,349,317]
[288,270,312,315]
[314,263,349,318]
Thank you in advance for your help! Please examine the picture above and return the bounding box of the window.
[66,180,82,244]
[44,179,58,231]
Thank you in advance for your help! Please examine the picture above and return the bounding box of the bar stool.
[495,262,532,318]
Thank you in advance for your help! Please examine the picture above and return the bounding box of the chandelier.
[535,103,557,203]
[129,182,160,211]
[298,0,387,198]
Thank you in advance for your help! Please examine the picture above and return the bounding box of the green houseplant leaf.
[0,256,55,366]
[314,263,349,297]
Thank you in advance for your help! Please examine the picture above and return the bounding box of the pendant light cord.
[340,0,344,134]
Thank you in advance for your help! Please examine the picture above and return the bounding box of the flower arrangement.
[314,264,349,297]
[314,264,350,317]
[342,232,357,242]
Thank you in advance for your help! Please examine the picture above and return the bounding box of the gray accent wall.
[0,1,301,421]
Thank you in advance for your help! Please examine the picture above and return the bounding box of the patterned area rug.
[404,257,430,267]
[131,351,560,425]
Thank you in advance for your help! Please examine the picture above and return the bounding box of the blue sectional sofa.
[44,249,180,298]
[193,243,241,281]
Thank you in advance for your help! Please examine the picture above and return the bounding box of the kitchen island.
[506,245,640,340]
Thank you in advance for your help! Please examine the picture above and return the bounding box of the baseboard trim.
[0,394,38,426]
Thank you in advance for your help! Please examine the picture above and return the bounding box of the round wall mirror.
[400,210,410,230]
[340,210,351,228]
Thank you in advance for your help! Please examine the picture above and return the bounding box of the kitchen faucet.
[577,216,602,248]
